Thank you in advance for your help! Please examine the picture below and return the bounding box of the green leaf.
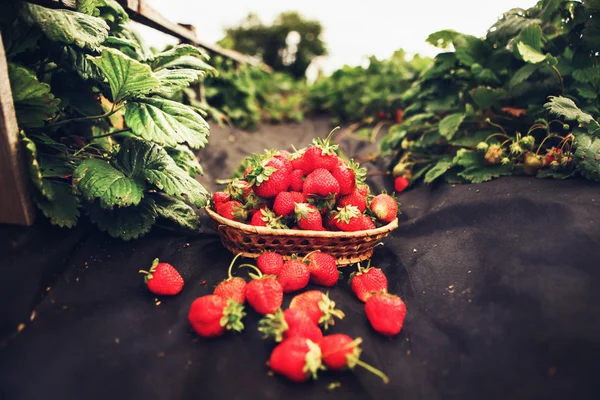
[73,159,145,208]
[33,181,80,228]
[439,113,466,139]
[573,133,600,181]
[166,145,203,177]
[152,68,203,95]
[21,3,108,51]
[124,97,209,149]
[39,156,73,178]
[97,0,129,23]
[103,36,140,51]
[58,46,104,81]
[20,131,55,200]
[454,35,489,66]
[516,42,547,64]
[88,48,160,103]
[536,168,574,180]
[517,23,543,51]
[151,194,200,231]
[453,149,513,183]
[572,67,600,83]
[149,45,210,70]
[575,84,598,100]
[142,159,209,208]
[471,86,506,109]
[424,157,453,183]
[426,30,460,49]
[77,0,100,15]
[157,56,215,75]
[8,63,60,128]
[87,198,157,240]
[508,64,538,89]
[544,96,597,125]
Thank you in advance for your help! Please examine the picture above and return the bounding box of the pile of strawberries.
[212,129,399,231]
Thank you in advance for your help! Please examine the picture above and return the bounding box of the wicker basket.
[205,207,398,266]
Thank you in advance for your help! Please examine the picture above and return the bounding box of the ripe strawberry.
[217,200,247,222]
[188,295,245,338]
[278,256,310,293]
[289,290,345,329]
[273,191,306,217]
[257,251,284,276]
[250,208,286,228]
[337,189,367,213]
[307,193,336,215]
[370,194,398,223]
[303,168,340,197]
[295,203,325,231]
[289,169,305,192]
[350,261,388,302]
[305,251,338,287]
[225,178,251,201]
[365,292,407,337]
[269,337,323,382]
[360,215,376,230]
[357,184,370,197]
[247,156,290,198]
[331,164,356,195]
[242,264,283,315]
[323,213,339,231]
[290,148,307,171]
[394,177,409,193]
[319,334,389,383]
[213,191,230,207]
[273,150,293,173]
[259,308,323,343]
[333,205,364,232]
[303,129,340,173]
[139,258,184,296]
[395,109,404,124]
[214,254,246,303]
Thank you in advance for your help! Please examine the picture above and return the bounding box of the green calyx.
[344,337,389,383]
[318,292,345,330]
[245,154,277,187]
[257,309,288,342]
[333,205,360,224]
[225,178,248,201]
[239,263,276,281]
[312,127,340,156]
[220,299,246,333]
[294,203,313,221]
[258,208,287,229]
[303,339,325,380]
[348,159,367,186]
[138,258,160,283]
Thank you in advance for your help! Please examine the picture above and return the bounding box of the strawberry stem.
[227,254,243,280]
[238,263,263,278]
[302,250,321,262]
[353,358,390,384]
[325,126,341,143]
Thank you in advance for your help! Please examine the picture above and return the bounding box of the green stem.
[47,104,124,128]
[302,250,320,262]
[238,263,262,277]
[535,134,565,156]
[354,359,390,384]
[227,254,243,279]
[551,65,564,93]
[326,126,341,143]
[91,128,131,139]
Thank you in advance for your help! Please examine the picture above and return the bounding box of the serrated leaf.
[77,0,100,15]
[424,158,453,183]
[152,68,203,95]
[439,113,466,139]
[453,149,513,183]
[150,45,209,70]
[8,63,60,128]
[151,194,200,231]
[124,97,209,149]
[73,159,145,208]
[575,84,598,100]
[158,56,215,75]
[39,156,73,178]
[509,63,538,89]
[454,35,489,66]
[87,198,156,240]
[516,42,547,64]
[89,48,160,103]
[166,145,203,177]
[544,96,597,125]
[472,86,506,109]
[517,23,543,51]
[21,3,108,51]
[103,36,140,51]
[97,0,129,22]
[58,46,104,81]
[573,133,600,181]
[536,168,574,180]
[20,131,55,199]
[426,30,460,49]
[572,67,600,83]
[33,181,80,228]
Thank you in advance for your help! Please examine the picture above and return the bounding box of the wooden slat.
[0,33,36,226]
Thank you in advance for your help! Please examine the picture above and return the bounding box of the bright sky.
[138,0,539,74]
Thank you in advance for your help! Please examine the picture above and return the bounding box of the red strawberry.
[259,308,323,343]
[305,251,338,287]
[273,151,293,173]
[323,213,339,231]
[290,148,307,171]
[247,156,290,198]
[370,194,398,223]
[303,168,340,197]
[303,128,340,173]
[139,258,184,296]
[225,178,251,201]
[269,337,323,382]
[289,169,305,192]
[273,191,306,217]
[394,177,409,193]
[294,203,325,231]
[242,264,283,315]
[331,164,355,195]
[257,251,284,276]
[360,215,376,230]
[250,208,286,228]
[333,205,364,232]
[378,111,386,120]
[307,193,336,215]
[188,295,245,338]
[395,109,404,124]
[278,256,310,293]
[213,191,230,207]
[289,290,345,329]
[319,334,389,383]
[217,200,247,222]
[350,261,388,302]
[365,292,407,337]
[337,189,367,213]
[214,254,246,303]
[357,184,370,197]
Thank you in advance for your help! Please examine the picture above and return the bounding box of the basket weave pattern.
[206,207,398,266]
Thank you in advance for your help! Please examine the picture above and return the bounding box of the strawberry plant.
[3,1,216,239]
[380,0,600,184]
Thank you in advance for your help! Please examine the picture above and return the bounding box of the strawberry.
[360,215,376,230]
[188,295,245,338]
[278,256,310,293]
[337,189,367,213]
[241,264,283,315]
[289,290,345,329]
[370,194,398,223]
[333,205,364,232]
[305,251,338,287]
[307,193,336,215]
[246,155,290,198]
[294,203,325,231]
[269,337,323,382]
[139,258,184,296]
[394,176,409,193]
[259,308,323,343]
[303,168,340,197]
[217,200,247,222]
[350,261,388,302]
[290,148,307,171]
[357,184,370,197]
[303,128,340,173]
[323,213,339,231]
[273,191,306,217]
[214,254,246,303]
[257,251,284,276]
[213,191,230,207]
[225,178,251,201]
[273,150,293,173]
[365,292,407,337]
[331,164,356,195]
[250,208,286,228]
[319,334,389,383]
[289,169,305,192]
[395,109,404,124]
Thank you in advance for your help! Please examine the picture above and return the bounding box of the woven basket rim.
[205,207,398,237]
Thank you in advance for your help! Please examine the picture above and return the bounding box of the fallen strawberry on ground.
[278,255,311,293]
[188,295,245,338]
[365,292,407,337]
[139,258,184,296]
[259,308,323,343]
[256,251,284,276]
[304,251,339,287]
[350,260,388,302]
[214,254,246,304]
[289,290,345,329]
[240,264,284,315]
[269,337,324,382]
